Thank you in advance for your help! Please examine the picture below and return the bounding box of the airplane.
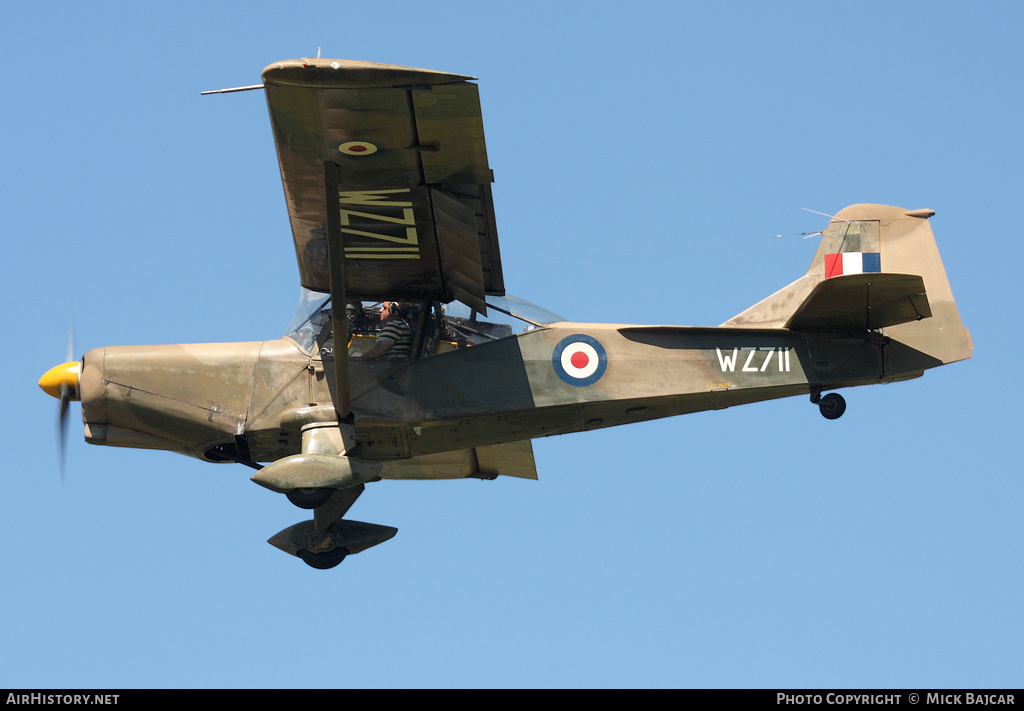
[38,58,973,569]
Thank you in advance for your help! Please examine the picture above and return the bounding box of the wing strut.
[323,161,352,421]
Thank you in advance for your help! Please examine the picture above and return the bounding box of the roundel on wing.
[552,335,608,386]
[338,141,379,156]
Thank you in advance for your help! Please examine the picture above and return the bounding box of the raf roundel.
[552,335,608,386]
[338,141,379,156]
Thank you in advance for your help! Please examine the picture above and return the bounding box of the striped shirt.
[375,320,413,360]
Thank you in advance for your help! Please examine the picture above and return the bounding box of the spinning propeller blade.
[40,327,81,480]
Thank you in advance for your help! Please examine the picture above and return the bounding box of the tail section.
[724,204,972,374]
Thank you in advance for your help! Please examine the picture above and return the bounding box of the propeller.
[39,327,80,481]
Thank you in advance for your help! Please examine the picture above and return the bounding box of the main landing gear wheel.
[286,487,333,509]
[297,547,349,569]
[818,393,846,420]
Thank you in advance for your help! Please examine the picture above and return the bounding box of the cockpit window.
[440,296,565,347]
[284,289,565,358]
[347,301,421,360]
[283,288,331,353]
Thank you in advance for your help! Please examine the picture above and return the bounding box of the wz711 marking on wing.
[338,189,420,260]
[715,347,792,373]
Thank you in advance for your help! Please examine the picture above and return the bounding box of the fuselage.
[77,322,903,467]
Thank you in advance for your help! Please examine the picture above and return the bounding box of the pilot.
[361,301,414,360]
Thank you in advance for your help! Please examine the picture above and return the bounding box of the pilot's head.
[381,301,409,322]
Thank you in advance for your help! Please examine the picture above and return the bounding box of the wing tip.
[262,58,476,88]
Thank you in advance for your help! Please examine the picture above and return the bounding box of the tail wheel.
[298,547,349,569]
[818,393,846,420]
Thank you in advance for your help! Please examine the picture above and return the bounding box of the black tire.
[819,393,846,420]
[286,487,333,509]
[297,547,349,569]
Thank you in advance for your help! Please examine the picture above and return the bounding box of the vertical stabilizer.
[723,204,972,373]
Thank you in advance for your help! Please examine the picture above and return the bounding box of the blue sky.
[2,1,1021,688]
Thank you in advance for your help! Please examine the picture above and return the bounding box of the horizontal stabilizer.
[785,273,931,332]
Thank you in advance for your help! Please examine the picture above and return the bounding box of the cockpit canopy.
[284,289,565,359]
